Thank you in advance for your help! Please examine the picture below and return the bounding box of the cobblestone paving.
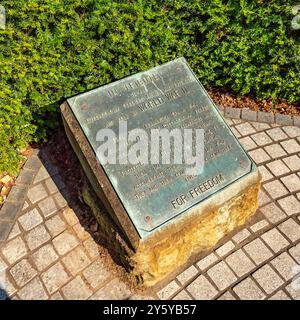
[0,117,300,300]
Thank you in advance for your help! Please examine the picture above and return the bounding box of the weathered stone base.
[82,170,261,287]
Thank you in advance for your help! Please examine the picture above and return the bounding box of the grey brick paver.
[253,264,284,295]
[82,260,111,289]
[233,278,265,300]
[61,276,92,300]
[3,117,300,300]
[41,262,70,294]
[225,249,255,277]
[261,228,290,253]
[243,238,273,265]
[207,261,237,291]
[176,265,198,285]
[187,275,218,300]
[27,184,48,204]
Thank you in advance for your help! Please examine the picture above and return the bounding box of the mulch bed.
[209,88,300,116]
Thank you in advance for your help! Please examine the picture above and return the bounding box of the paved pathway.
[0,115,300,300]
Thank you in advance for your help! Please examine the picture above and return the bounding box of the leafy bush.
[0,0,299,174]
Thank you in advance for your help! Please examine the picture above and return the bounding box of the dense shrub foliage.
[0,0,299,174]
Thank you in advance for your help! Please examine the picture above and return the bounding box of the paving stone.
[73,223,90,241]
[196,253,218,270]
[285,278,300,299]
[270,252,299,281]
[230,127,241,138]
[266,160,290,176]
[233,118,244,124]
[253,264,284,295]
[275,114,293,126]
[50,292,63,300]
[280,139,300,154]
[243,238,273,265]
[258,166,273,182]
[241,109,257,122]
[176,265,198,285]
[261,228,290,253]
[44,179,59,194]
[232,228,251,244]
[207,261,237,291]
[62,247,90,276]
[25,225,51,251]
[278,195,300,215]
[289,243,300,264]
[239,136,257,151]
[0,222,13,242]
[8,185,28,204]
[4,278,17,297]
[61,275,92,300]
[0,257,7,272]
[278,219,300,242]
[258,189,271,206]
[251,122,271,131]
[225,107,241,119]
[82,260,111,289]
[216,241,235,257]
[157,280,180,299]
[172,290,193,300]
[15,169,35,186]
[294,115,300,127]
[266,127,288,141]
[187,275,218,300]
[83,238,99,259]
[32,244,58,271]
[8,223,21,240]
[41,262,70,294]
[217,291,236,300]
[10,259,37,287]
[62,208,79,226]
[280,174,300,192]
[0,201,22,222]
[38,197,58,218]
[1,236,27,264]
[45,215,66,237]
[282,155,300,171]
[52,231,79,256]
[268,290,290,300]
[129,294,155,300]
[263,180,288,199]
[258,111,274,124]
[53,192,68,209]
[22,201,29,211]
[33,166,50,184]
[89,278,131,300]
[282,126,300,138]
[264,144,287,159]
[249,148,271,164]
[23,156,42,171]
[225,118,233,126]
[18,208,43,231]
[235,122,255,136]
[251,132,272,146]
[250,219,269,233]
[260,203,286,223]
[233,277,265,300]
[18,277,48,300]
[225,249,255,277]
[27,184,48,204]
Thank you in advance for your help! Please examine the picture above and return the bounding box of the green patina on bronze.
[62,58,256,243]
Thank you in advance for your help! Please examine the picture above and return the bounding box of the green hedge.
[0,0,299,175]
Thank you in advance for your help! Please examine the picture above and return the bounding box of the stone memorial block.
[61,58,261,286]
